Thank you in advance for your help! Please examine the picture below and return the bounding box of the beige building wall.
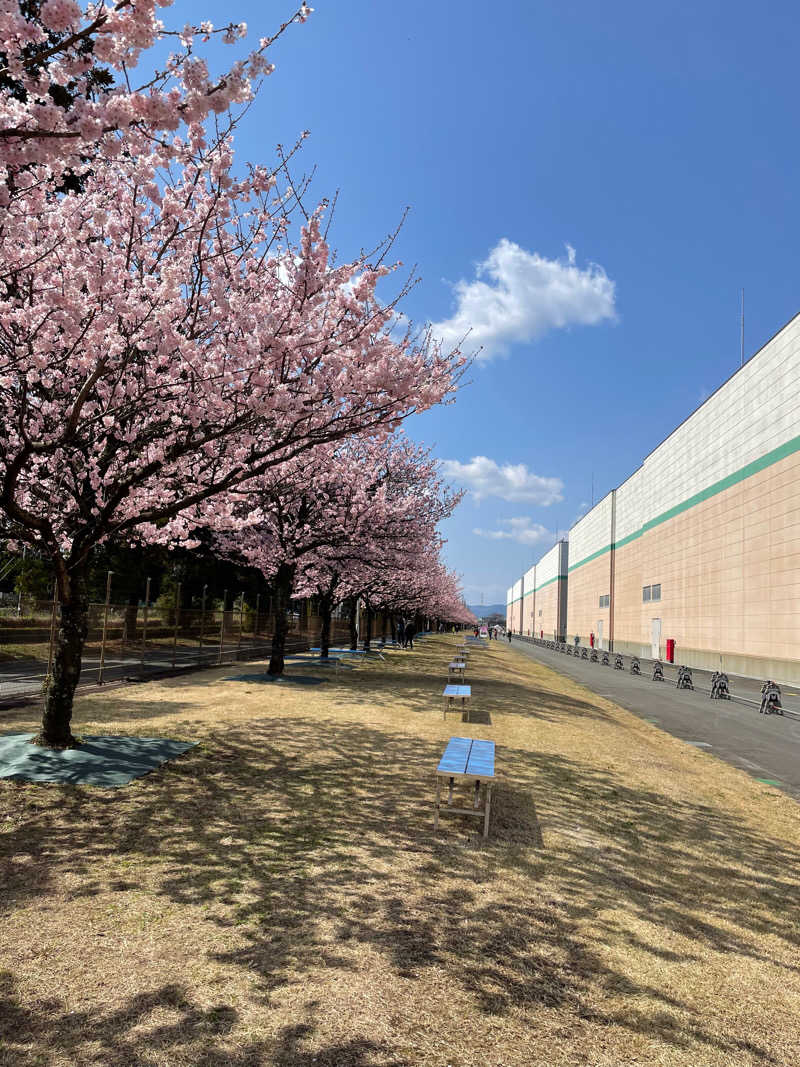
[567,493,614,649]
[533,579,565,639]
[522,592,535,634]
[532,541,569,639]
[567,554,613,649]
[521,564,536,635]
[613,446,800,679]
[510,311,800,679]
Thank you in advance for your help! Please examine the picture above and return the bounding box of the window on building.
[652,584,661,602]
[538,609,542,617]
[598,594,610,608]
[643,585,651,602]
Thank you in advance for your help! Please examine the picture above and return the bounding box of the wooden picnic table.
[434,736,495,837]
[442,682,471,719]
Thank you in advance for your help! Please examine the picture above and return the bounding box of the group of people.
[396,619,418,649]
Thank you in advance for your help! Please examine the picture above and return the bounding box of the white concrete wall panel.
[569,493,614,566]
[618,315,800,538]
[535,542,566,588]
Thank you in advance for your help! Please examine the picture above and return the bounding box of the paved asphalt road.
[509,636,800,801]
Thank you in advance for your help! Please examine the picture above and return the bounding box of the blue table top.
[437,736,495,778]
[443,684,471,698]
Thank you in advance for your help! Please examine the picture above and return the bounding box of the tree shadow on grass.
[0,971,407,1067]
[2,709,799,1064]
[322,663,613,727]
[1,638,798,1064]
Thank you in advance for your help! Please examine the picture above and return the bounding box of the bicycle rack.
[590,649,598,662]
[710,671,730,700]
[759,680,783,715]
[676,665,694,690]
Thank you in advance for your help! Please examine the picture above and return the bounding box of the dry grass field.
[1,635,799,1066]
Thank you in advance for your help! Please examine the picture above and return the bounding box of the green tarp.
[0,733,196,787]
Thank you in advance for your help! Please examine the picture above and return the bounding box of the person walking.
[404,620,417,650]
[507,629,512,643]
[397,619,406,648]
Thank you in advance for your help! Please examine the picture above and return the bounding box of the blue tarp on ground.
[0,733,196,787]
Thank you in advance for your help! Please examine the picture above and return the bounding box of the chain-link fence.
[0,586,354,706]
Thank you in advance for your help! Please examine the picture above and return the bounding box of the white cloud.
[473,517,552,547]
[442,455,563,505]
[432,238,616,361]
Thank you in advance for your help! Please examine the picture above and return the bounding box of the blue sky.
[166,0,800,604]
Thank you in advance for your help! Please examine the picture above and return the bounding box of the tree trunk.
[36,564,89,748]
[267,563,294,676]
[363,606,373,652]
[319,594,333,660]
[348,599,358,651]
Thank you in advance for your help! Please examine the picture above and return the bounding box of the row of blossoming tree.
[0,1,474,748]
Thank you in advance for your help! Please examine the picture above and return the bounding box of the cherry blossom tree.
[217,436,459,674]
[0,1,312,174]
[0,141,463,746]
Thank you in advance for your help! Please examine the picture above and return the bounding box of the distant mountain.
[467,603,505,619]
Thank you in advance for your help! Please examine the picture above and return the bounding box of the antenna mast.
[740,288,745,368]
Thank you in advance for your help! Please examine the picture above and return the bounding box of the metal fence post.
[218,588,227,664]
[171,582,181,668]
[46,580,58,681]
[141,576,150,673]
[16,546,26,616]
[237,591,244,652]
[254,593,260,637]
[199,583,208,654]
[98,570,113,685]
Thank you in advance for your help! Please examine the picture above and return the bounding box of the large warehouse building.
[506,310,800,683]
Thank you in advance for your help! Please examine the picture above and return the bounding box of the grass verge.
[1,635,799,1066]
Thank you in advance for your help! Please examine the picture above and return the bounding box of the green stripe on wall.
[506,574,565,606]
[568,431,800,575]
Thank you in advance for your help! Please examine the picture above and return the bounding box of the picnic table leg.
[473,780,481,808]
[483,783,492,838]
[447,776,454,806]
[434,777,441,830]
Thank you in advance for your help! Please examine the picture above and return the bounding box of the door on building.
[651,618,661,659]
[597,620,604,650]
